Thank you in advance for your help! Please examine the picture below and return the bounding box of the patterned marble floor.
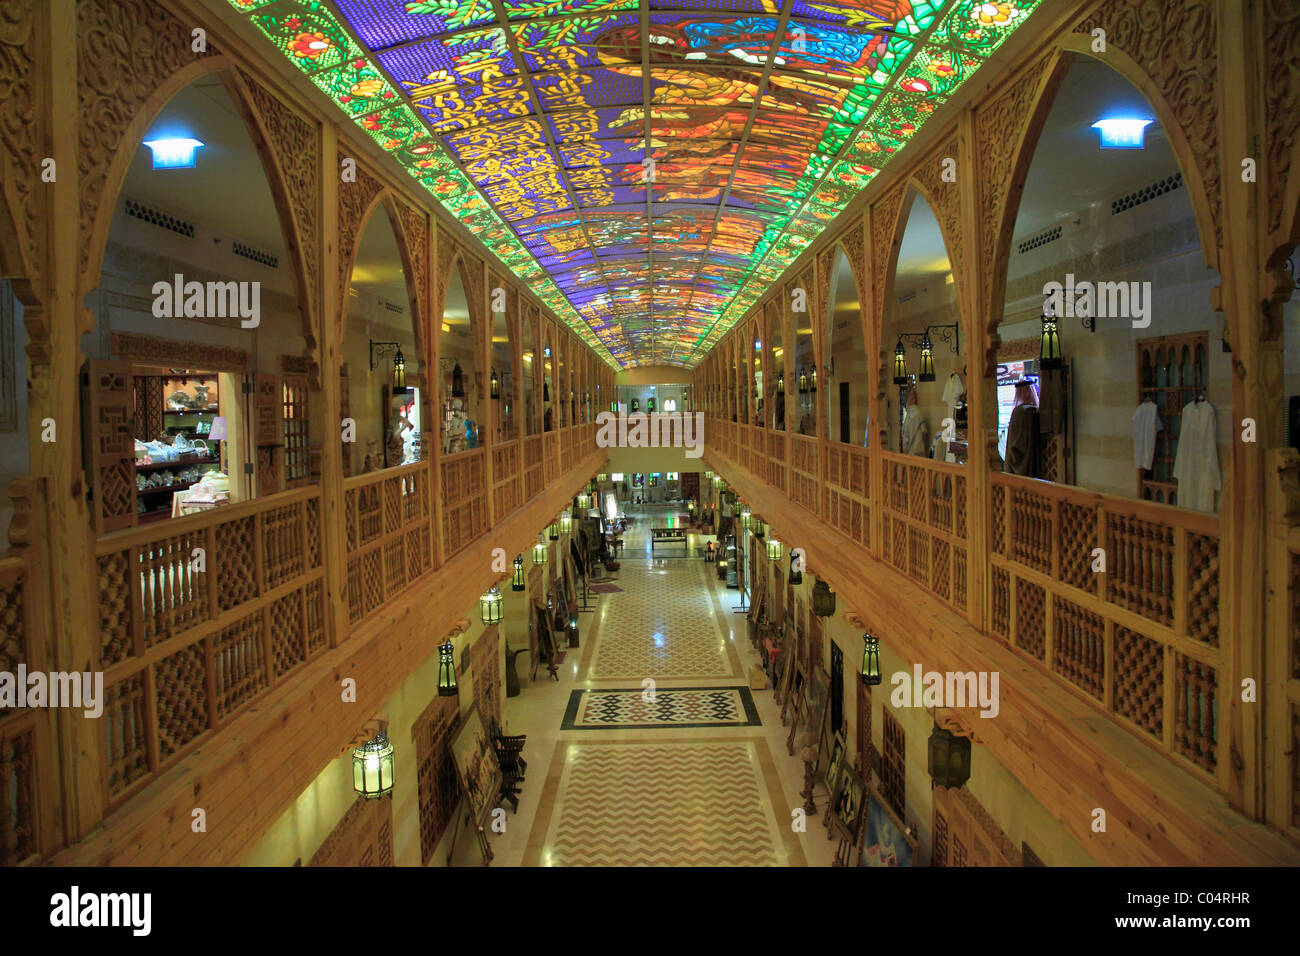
[476,504,835,868]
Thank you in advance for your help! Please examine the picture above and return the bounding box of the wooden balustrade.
[0,554,52,866]
[988,473,1221,781]
[706,418,1224,786]
[824,442,872,552]
[492,440,524,522]
[788,433,820,516]
[93,487,327,808]
[343,463,433,626]
[880,452,968,614]
[766,431,787,493]
[440,448,489,560]
[543,431,560,484]
[524,435,544,500]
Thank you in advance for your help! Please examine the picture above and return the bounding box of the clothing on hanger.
[1172,398,1220,512]
[1131,398,1163,470]
[901,404,928,456]
[941,373,965,421]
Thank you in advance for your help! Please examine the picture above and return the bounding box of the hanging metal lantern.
[532,540,548,565]
[352,730,395,799]
[392,348,408,395]
[480,585,503,624]
[647,397,656,413]
[753,518,765,539]
[576,491,592,510]
[892,340,909,385]
[810,365,818,393]
[548,521,559,541]
[740,505,753,530]
[859,632,881,686]
[789,549,803,586]
[437,640,458,697]
[776,372,785,398]
[512,555,525,591]
[559,511,573,534]
[918,334,936,383]
[798,366,809,394]
[766,537,782,561]
[451,361,465,398]
[630,397,639,412]
[928,724,972,789]
[812,579,836,617]
[490,368,501,399]
[1039,311,1063,371]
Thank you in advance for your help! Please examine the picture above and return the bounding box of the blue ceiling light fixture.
[1091,118,1153,149]
[143,137,205,169]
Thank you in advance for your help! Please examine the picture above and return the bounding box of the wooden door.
[82,359,137,533]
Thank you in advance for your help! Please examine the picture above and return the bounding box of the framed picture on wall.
[447,705,502,830]
[860,783,918,868]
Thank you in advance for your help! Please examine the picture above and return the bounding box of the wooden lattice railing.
[492,439,523,522]
[766,431,787,493]
[825,442,872,552]
[989,474,1221,781]
[0,554,49,866]
[95,487,327,807]
[543,431,560,484]
[523,435,544,501]
[440,448,489,560]
[881,452,968,614]
[789,432,820,516]
[344,463,433,626]
[704,416,1223,787]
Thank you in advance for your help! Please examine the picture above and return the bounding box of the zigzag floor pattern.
[541,741,788,866]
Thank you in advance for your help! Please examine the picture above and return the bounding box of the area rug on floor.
[561,686,761,730]
[588,582,623,593]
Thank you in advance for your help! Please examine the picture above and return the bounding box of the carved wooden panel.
[1073,0,1221,253]
[337,151,385,333]
[881,707,905,821]
[912,135,965,284]
[1264,0,1300,239]
[471,625,502,730]
[413,694,461,865]
[77,0,209,289]
[933,785,1020,866]
[871,186,906,319]
[309,794,394,867]
[235,68,320,330]
[0,3,42,296]
[82,359,137,533]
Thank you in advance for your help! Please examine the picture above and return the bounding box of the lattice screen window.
[414,695,461,865]
[1136,332,1208,505]
[282,375,310,487]
[932,809,948,867]
[881,708,905,821]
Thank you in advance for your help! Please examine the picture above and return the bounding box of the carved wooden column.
[1216,0,1270,818]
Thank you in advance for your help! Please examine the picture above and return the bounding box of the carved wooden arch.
[225,68,321,358]
[77,55,233,336]
[435,239,486,378]
[1262,2,1300,333]
[339,188,430,369]
[821,236,868,362]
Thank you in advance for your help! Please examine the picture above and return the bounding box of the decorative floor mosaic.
[584,553,739,681]
[561,686,760,731]
[524,740,800,867]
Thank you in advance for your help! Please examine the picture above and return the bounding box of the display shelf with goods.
[135,374,227,521]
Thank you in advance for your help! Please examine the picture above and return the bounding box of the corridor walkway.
[475,506,834,867]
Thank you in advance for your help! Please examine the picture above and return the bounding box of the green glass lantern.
[740,506,753,530]
[437,640,458,697]
[480,585,503,625]
[392,348,408,395]
[647,397,656,413]
[766,537,782,561]
[1039,312,1063,370]
[810,365,818,393]
[753,518,765,540]
[630,398,639,412]
[559,512,573,534]
[512,555,525,591]
[532,540,548,565]
[812,579,836,617]
[576,491,592,510]
[490,368,500,399]
[928,725,972,789]
[548,521,559,541]
[352,730,395,799]
[918,334,936,383]
[859,632,881,686]
[892,340,909,385]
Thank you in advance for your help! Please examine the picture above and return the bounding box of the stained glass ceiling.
[227,0,1041,367]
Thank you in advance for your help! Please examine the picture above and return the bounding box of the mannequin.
[1003,379,1041,477]
[901,387,928,457]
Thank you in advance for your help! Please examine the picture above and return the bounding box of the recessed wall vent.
[232,241,278,269]
[1017,224,1062,255]
[1111,172,1183,216]
[124,198,195,238]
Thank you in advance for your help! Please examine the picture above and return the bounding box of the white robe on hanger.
[1131,400,1162,470]
[1172,400,1221,512]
